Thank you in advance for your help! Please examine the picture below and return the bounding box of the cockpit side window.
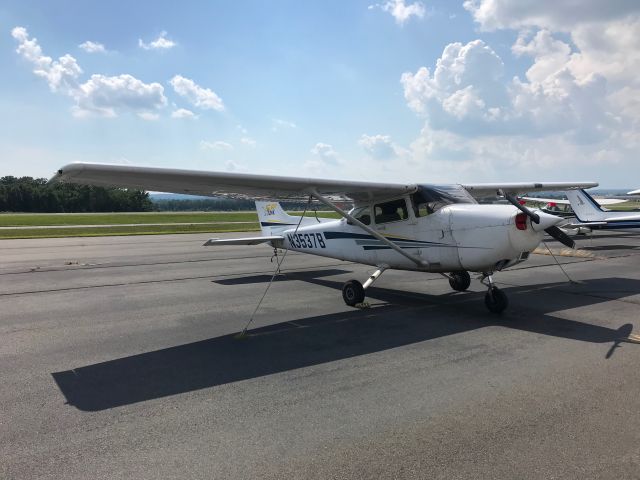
[348,206,371,225]
[411,192,431,217]
[374,198,408,224]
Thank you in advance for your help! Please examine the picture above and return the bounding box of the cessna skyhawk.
[51,163,596,313]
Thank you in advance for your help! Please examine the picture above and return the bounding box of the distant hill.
[590,189,635,196]
[149,193,213,202]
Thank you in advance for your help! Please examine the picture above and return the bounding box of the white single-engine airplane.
[51,163,596,313]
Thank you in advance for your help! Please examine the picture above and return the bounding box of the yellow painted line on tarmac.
[532,247,600,259]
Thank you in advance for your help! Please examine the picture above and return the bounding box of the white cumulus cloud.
[463,0,639,31]
[359,134,407,159]
[401,37,613,139]
[171,108,197,119]
[73,74,167,118]
[397,1,640,182]
[310,142,339,163]
[12,27,168,119]
[138,31,176,50]
[170,75,224,111]
[12,26,82,95]
[78,41,106,54]
[305,142,342,173]
[370,0,426,25]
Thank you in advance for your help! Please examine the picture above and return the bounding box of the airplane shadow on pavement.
[52,272,638,411]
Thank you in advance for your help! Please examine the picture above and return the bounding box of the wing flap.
[203,235,283,246]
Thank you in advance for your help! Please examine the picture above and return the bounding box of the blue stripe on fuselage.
[323,231,445,245]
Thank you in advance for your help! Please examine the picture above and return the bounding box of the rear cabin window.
[374,198,408,224]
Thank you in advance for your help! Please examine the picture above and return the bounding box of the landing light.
[515,212,528,230]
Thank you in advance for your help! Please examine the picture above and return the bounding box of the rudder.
[564,189,605,222]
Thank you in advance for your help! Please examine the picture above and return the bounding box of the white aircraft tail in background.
[564,189,640,230]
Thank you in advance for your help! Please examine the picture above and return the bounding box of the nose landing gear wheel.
[342,280,365,306]
[448,271,471,291]
[485,287,508,313]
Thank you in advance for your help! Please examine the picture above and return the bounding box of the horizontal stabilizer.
[604,215,640,222]
[203,235,283,246]
[562,222,607,228]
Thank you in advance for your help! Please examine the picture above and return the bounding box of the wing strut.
[307,189,429,269]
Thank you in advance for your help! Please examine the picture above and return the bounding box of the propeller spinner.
[504,194,575,249]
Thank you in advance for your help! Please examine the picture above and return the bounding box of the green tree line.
[152,198,257,211]
[1,176,328,213]
[0,177,153,212]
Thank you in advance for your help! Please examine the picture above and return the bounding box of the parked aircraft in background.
[561,189,640,232]
[521,196,627,222]
[51,163,596,313]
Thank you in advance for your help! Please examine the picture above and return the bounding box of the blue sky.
[2,1,639,186]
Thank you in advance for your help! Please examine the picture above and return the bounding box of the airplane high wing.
[51,163,412,202]
[50,162,599,314]
[51,163,597,202]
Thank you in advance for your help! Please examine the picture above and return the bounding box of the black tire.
[449,271,471,292]
[484,287,508,313]
[342,280,365,307]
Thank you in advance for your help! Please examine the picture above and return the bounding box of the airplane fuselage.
[279,204,544,273]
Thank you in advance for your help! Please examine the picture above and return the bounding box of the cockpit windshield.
[412,184,476,216]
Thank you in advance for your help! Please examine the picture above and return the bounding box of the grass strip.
[0,211,340,227]
[0,223,262,239]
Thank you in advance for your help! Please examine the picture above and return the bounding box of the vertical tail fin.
[564,189,606,222]
[256,200,324,236]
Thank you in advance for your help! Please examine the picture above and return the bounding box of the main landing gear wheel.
[342,280,365,307]
[484,287,508,314]
[448,271,471,292]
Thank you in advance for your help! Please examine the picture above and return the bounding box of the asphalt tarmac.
[2,231,640,479]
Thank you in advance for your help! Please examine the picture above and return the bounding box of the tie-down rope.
[237,196,312,337]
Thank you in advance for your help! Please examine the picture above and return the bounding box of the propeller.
[543,225,575,249]
[503,193,575,249]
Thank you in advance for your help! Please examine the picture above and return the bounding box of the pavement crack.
[0,261,354,297]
